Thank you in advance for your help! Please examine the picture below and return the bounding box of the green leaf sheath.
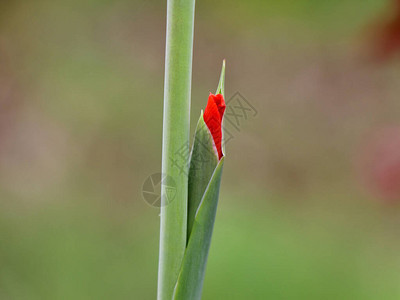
[187,113,219,240]
[173,158,225,300]
[157,0,196,299]
[187,61,226,240]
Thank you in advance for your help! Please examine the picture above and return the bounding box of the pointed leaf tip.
[216,60,225,97]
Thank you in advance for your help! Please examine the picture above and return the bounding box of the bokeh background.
[2,0,400,299]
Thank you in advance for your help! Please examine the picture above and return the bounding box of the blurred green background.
[2,0,400,299]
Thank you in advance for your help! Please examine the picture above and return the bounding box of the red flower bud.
[203,93,225,160]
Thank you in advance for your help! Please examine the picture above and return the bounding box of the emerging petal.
[203,93,225,159]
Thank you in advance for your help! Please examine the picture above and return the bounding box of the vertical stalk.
[158,0,195,299]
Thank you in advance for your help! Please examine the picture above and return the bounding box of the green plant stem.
[157,0,196,299]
